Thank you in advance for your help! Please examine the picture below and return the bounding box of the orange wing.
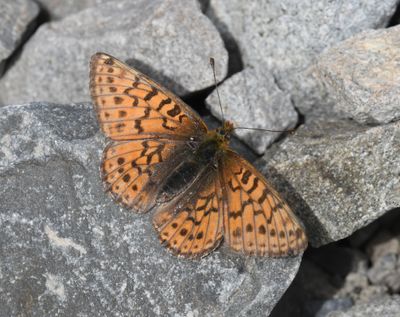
[90,52,207,141]
[90,52,208,213]
[101,139,193,213]
[153,168,224,258]
[220,151,307,256]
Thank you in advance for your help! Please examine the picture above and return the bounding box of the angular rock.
[206,68,298,154]
[366,231,400,264]
[0,0,228,105]
[207,0,398,114]
[316,26,400,124]
[0,0,39,75]
[260,119,400,246]
[36,0,111,19]
[314,298,353,317]
[327,295,400,317]
[367,254,400,292]
[357,285,389,303]
[335,273,369,302]
[0,103,302,316]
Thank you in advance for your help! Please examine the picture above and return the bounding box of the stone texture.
[316,26,400,124]
[0,103,302,316]
[206,68,298,154]
[0,0,39,75]
[36,0,111,19]
[207,0,399,114]
[0,0,228,105]
[315,298,353,317]
[260,119,400,246]
[272,210,400,316]
[366,231,400,263]
[367,254,400,292]
[327,295,400,317]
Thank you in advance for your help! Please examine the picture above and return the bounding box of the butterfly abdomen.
[157,160,204,204]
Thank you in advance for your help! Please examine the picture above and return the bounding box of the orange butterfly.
[90,52,307,258]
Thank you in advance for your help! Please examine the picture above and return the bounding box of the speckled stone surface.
[0,0,39,75]
[316,25,400,124]
[207,0,398,115]
[35,0,111,19]
[0,103,302,316]
[261,118,400,246]
[327,295,400,317]
[206,68,298,154]
[0,0,228,105]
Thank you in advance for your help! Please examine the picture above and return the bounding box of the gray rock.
[0,0,228,105]
[358,285,389,303]
[366,231,400,264]
[327,295,400,317]
[335,273,370,302]
[0,103,302,316]
[316,26,400,124]
[367,254,400,292]
[36,0,111,19]
[206,68,298,154]
[207,0,398,114]
[260,119,400,246]
[0,0,39,75]
[315,298,353,317]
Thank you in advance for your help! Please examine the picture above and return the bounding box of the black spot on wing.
[166,104,181,117]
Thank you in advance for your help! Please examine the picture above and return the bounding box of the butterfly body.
[90,52,307,258]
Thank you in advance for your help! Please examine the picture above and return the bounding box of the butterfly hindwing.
[90,52,207,141]
[153,167,224,258]
[220,151,307,256]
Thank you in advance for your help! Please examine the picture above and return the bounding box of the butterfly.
[89,52,308,258]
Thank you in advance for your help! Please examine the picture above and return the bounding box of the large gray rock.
[0,0,228,105]
[0,0,39,75]
[36,0,111,19]
[0,103,302,316]
[260,119,400,246]
[327,295,400,317]
[367,254,400,292]
[206,68,298,154]
[207,0,399,114]
[316,26,400,124]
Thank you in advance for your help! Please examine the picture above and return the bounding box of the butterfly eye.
[188,140,197,150]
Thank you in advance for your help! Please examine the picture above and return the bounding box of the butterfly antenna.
[234,126,296,134]
[209,57,225,123]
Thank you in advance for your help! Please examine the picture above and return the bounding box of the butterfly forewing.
[90,52,207,141]
[220,151,307,256]
[90,52,208,213]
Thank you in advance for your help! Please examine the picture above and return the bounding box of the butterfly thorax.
[195,120,234,163]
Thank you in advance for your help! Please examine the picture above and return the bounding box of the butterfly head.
[215,120,234,142]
